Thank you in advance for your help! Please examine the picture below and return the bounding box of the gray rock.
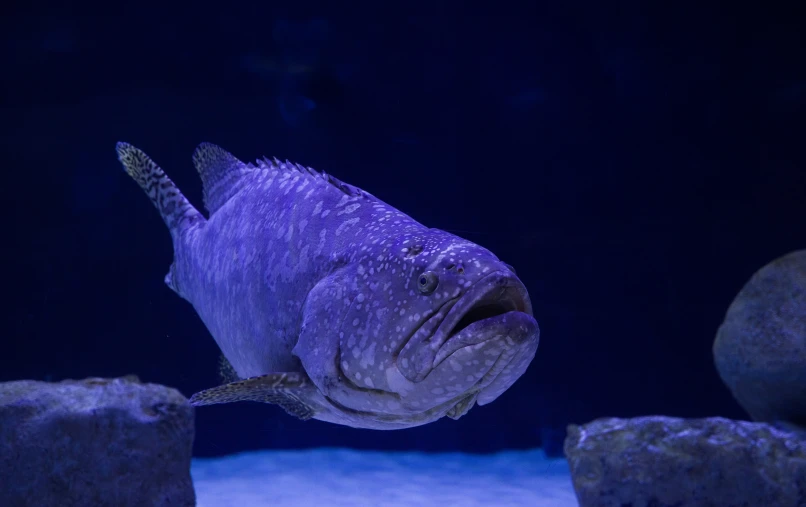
[0,375,195,507]
[564,416,806,507]
[713,249,806,426]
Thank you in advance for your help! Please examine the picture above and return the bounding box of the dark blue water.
[2,1,804,461]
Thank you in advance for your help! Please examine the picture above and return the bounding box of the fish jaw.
[397,270,536,381]
[380,307,538,419]
[390,270,539,412]
[445,309,538,406]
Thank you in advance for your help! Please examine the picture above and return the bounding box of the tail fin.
[115,142,204,236]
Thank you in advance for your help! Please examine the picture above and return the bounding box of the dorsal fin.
[192,143,254,214]
[195,143,380,214]
[255,156,372,200]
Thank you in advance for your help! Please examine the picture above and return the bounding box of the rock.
[0,375,195,507]
[563,416,806,507]
[713,249,806,427]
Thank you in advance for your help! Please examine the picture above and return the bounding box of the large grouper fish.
[116,142,539,429]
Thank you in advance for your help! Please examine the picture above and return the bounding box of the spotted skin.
[116,142,540,430]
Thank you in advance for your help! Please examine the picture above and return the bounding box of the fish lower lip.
[432,309,538,367]
[434,310,539,407]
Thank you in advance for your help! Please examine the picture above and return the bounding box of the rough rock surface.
[564,415,806,507]
[713,249,806,426]
[0,375,195,507]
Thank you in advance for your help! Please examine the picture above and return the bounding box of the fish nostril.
[404,245,423,258]
[443,263,465,274]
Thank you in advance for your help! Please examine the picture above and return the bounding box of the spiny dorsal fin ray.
[256,156,373,200]
[192,142,255,214]
[193,142,377,214]
[116,142,204,236]
[188,372,319,420]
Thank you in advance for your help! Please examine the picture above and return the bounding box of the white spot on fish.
[284,176,300,195]
[335,217,359,236]
[338,203,361,215]
[360,342,376,368]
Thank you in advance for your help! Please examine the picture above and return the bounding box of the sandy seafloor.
[192,447,577,506]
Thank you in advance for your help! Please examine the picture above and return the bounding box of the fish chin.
[432,309,539,406]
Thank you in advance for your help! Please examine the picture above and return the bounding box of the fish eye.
[417,271,439,294]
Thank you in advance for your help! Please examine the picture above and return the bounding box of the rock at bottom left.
[0,375,195,507]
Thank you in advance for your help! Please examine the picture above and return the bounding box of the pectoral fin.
[446,391,479,420]
[189,372,320,420]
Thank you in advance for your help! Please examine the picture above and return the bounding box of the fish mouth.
[441,272,530,340]
[398,270,535,383]
[445,286,528,338]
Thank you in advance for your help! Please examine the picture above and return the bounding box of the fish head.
[298,228,539,428]
[388,232,539,407]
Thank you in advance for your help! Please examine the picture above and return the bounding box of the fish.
[116,142,539,429]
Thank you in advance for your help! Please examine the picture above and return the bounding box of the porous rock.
[0,375,195,507]
[564,416,806,507]
[713,249,806,426]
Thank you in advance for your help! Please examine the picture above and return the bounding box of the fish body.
[116,142,539,429]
